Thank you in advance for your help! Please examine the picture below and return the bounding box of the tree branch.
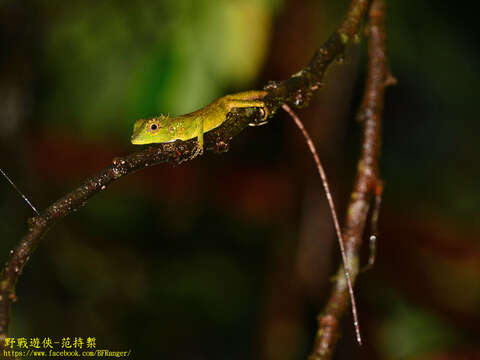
[308,0,390,359]
[0,0,372,351]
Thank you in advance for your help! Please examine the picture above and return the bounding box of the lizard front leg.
[189,117,204,160]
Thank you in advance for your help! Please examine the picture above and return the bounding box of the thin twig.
[308,0,390,358]
[0,0,372,353]
[363,182,384,271]
[282,104,362,344]
[0,168,40,216]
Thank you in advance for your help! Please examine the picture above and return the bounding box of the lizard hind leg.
[224,96,269,127]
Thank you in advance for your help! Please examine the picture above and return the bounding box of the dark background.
[1,0,479,359]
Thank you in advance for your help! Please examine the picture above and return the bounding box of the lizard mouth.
[131,119,147,144]
[131,136,145,145]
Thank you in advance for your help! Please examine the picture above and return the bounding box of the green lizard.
[130,90,269,157]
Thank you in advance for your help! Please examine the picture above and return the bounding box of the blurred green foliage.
[41,0,282,138]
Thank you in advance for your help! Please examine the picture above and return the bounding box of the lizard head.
[130,115,176,145]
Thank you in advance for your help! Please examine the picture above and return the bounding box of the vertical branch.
[308,0,390,359]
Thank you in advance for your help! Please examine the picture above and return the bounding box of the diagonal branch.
[308,0,391,359]
[0,0,371,351]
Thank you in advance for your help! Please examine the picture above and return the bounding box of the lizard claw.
[248,106,269,127]
[248,120,269,127]
[189,142,204,161]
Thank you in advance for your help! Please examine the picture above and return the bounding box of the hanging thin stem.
[282,104,362,345]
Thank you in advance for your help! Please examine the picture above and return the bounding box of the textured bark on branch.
[308,0,390,358]
[0,0,372,354]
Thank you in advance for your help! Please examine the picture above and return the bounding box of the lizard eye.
[150,124,158,131]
